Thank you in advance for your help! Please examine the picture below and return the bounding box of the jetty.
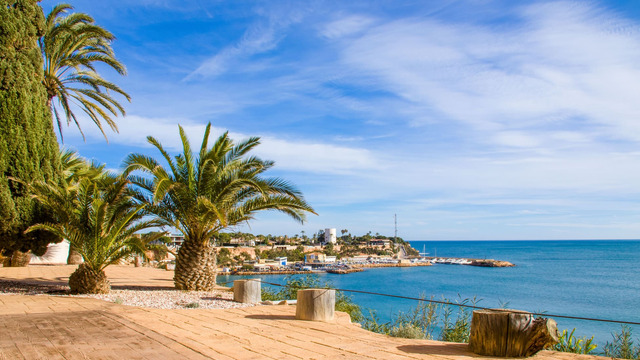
[326,267,364,274]
[424,257,515,267]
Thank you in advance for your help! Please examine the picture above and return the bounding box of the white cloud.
[188,25,280,78]
[338,1,640,145]
[321,15,375,39]
[67,114,379,175]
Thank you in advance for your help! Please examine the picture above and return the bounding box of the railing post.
[295,288,335,321]
[233,279,261,304]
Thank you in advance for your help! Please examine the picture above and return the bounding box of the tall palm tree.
[41,4,130,141]
[27,156,163,294]
[123,123,316,291]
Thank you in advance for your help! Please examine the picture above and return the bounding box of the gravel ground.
[0,280,253,310]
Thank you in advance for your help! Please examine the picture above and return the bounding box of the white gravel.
[0,280,253,310]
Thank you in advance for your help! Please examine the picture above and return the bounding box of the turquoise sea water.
[218,240,640,346]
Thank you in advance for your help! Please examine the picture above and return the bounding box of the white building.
[324,228,337,244]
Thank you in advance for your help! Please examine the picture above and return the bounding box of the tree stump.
[233,279,261,304]
[295,289,335,321]
[469,309,558,357]
[134,256,143,267]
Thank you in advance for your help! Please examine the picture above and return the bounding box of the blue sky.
[44,0,640,240]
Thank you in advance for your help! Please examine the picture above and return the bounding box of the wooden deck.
[0,265,609,360]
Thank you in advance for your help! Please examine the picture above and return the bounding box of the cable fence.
[218,277,640,327]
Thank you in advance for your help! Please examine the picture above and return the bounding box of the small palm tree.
[41,4,130,141]
[124,123,316,291]
[27,155,163,294]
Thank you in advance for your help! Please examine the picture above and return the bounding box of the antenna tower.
[394,213,398,241]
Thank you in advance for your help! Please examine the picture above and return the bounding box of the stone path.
[0,266,608,359]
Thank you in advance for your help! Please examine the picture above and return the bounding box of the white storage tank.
[324,228,337,244]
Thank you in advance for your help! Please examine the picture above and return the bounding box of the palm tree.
[60,149,93,264]
[27,155,163,294]
[40,4,130,141]
[123,123,316,291]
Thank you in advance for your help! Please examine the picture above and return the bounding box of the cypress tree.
[0,0,61,260]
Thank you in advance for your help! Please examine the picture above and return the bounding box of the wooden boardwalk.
[0,266,608,359]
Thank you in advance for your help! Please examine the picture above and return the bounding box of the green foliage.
[256,245,305,262]
[604,326,640,359]
[184,302,200,309]
[0,0,62,257]
[217,248,233,266]
[336,292,363,322]
[404,246,419,256]
[362,295,476,342]
[440,299,472,343]
[124,122,316,254]
[554,328,597,354]
[389,323,427,339]
[41,4,130,141]
[26,151,164,272]
[113,297,123,305]
[323,242,338,257]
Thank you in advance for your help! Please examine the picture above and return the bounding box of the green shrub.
[440,297,475,343]
[554,328,597,354]
[604,326,640,359]
[389,323,426,339]
[361,295,477,342]
[184,302,200,309]
[361,310,391,334]
[261,287,279,301]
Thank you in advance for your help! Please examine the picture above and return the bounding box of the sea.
[217,240,640,347]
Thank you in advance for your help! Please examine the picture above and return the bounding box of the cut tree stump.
[233,279,261,304]
[295,289,335,321]
[468,309,558,358]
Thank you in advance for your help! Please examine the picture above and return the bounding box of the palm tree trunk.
[67,246,84,264]
[174,238,217,291]
[68,263,110,294]
[10,250,31,267]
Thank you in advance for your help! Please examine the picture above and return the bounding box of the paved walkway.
[1,266,607,360]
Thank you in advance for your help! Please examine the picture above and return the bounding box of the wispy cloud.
[337,1,640,146]
[66,114,379,175]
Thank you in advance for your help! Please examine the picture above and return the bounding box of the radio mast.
[394,213,398,241]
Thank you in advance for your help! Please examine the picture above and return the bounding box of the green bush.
[440,297,475,343]
[604,326,640,359]
[362,295,477,343]
[389,323,426,339]
[554,328,597,354]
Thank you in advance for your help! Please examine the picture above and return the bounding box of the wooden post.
[295,289,335,321]
[233,279,261,304]
[469,309,558,357]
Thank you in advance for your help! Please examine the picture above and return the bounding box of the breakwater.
[424,257,514,267]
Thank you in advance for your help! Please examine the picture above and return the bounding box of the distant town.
[149,229,512,274]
